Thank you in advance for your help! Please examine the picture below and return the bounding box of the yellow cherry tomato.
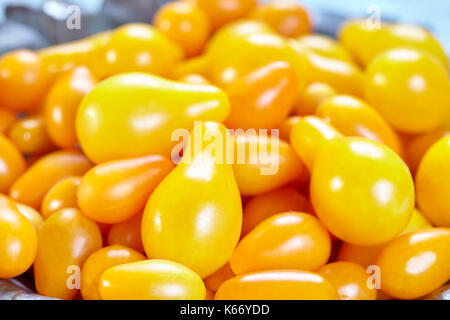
[290,42,364,97]
[0,50,50,112]
[230,212,331,274]
[41,176,81,219]
[189,0,257,30]
[225,61,299,129]
[0,109,16,134]
[318,261,377,300]
[34,208,102,299]
[81,245,146,300]
[293,82,336,116]
[339,21,448,69]
[0,133,26,193]
[16,203,44,230]
[107,213,145,254]
[154,1,210,57]
[251,0,311,37]
[232,132,305,196]
[44,66,97,149]
[102,23,183,77]
[0,194,37,278]
[178,73,211,85]
[365,48,450,133]
[8,116,55,156]
[416,136,450,227]
[242,186,307,236]
[279,116,302,141]
[215,270,338,300]
[316,95,404,157]
[142,122,242,278]
[376,228,450,299]
[78,154,174,224]
[76,73,230,163]
[311,137,415,246]
[99,259,206,300]
[9,150,92,209]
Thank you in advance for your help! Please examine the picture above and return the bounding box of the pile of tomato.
[0,0,449,300]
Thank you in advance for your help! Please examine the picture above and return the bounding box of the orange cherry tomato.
[204,263,235,292]
[41,176,81,219]
[154,1,210,57]
[376,228,450,299]
[230,212,331,274]
[293,82,336,116]
[215,270,338,300]
[0,50,49,112]
[0,194,37,278]
[78,154,174,224]
[242,186,307,236]
[16,203,44,230]
[225,61,299,130]
[416,136,450,227]
[0,109,16,134]
[44,66,98,149]
[81,245,146,300]
[318,261,377,300]
[251,0,311,37]
[102,23,183,77]
[99,259,206,300]
[34,208,102,299]
[0,133,26,193]
[232,133,305,196]
[405,129,450,175]
[316,95,404,157]
[364,48,450,133]
[8,116,55,155]
[189,0,257,30]
[9,150,92,209]
[107,213,145,254]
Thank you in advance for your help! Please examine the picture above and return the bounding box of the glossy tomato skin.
[318,262,377,300]
[242,186,307,236]
[102,23,183,77]
[81,245,146,300]
[225,61,299,130]
[376,228,450,299]
[76,73,230,163]
[44,66,98,149]
[296,34,354,63]
[9,150,92,209]
[365,48,450,134]
[293,82,336,116]
[107,213,145,254]
[251,1,311,37]
[99,259,206,300]
[215,270,338,300]
[16,203,44,230]
[0,195,37,278]
[41,176,81,219]
[416,136,450,227]
[78,154,174,224]
[34,208,102,300]
[0,133,26,193]
[0,50,49,112]
[0,109,16,134]
[230,212,331,274]
[154,1,210,57]
[142,122,242,278]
